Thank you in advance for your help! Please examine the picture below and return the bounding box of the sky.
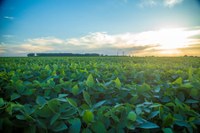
[0,0,200,56]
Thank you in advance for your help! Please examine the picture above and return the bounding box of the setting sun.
[156,28,188,49]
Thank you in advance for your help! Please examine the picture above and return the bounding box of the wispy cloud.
[139,0,158,8]
[1,26,200,56]
[26,37,64,45]
[4,16,14,20]
[2,35,14,38]
[139,0,184,8]
[164,0,183,7]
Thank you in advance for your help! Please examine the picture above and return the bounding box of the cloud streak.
[164,0,183,7]
[0,26,200,56]
[26,37,64,45]
[139,0,184,8]
[3,16,14,20]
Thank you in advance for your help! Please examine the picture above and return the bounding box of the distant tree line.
[27,53,100,57]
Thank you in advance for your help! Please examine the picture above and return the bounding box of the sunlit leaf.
[86,74,95,88]
[115,77,121,89]
[173,77,182,85]
[67,98,77,107]
[71,85,79,95]
[127,111,137,121]
[82,110,94,124]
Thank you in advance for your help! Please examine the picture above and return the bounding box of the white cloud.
[4,16,14,20]
[19,44,54,52]
[139,0,184,8]
[164,0,183,7]
[27,37,64,45]
[1,27,200,56]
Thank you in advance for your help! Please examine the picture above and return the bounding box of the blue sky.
[0,0,200,56]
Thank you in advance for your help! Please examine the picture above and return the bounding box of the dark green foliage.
[0,56,200,132]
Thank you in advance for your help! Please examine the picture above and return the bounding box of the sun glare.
[156,28,188,49]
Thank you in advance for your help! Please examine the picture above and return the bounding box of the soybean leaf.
[163,114,174,127]
[68,118,81,133]
[91,121,107,133]
[174,120,190,127]
[35,105,53,118]
[173,77,182,85]
[86,74,95,88]
[115,77,121,89]
[83,91,92,106]
[11,93,21,101]
[149,103,161,108]
[67,98,77,107]
[58,94,68,98]
[48,99,60,112]
[82,110,94,124]
[139,121,159,129]
[185,99,199,104]
[163,128,173,133]
[16,115,25,120]
[37,119,47,129]
[82,128,92,133]
[148,111,159,119]
[127,111,137,121]
[52,121,68,132]
[93,100,106,109]
[181,83,193,89]
[71,85,79,95]
[0,98,4,107]
[154,86,160,93]
[36,96,46,106]
[50,113,60,125]
[188,67,193,81]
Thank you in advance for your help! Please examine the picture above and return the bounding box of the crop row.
[0,57,200,132]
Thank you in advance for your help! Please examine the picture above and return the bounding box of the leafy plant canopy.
[0,56,200,132]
